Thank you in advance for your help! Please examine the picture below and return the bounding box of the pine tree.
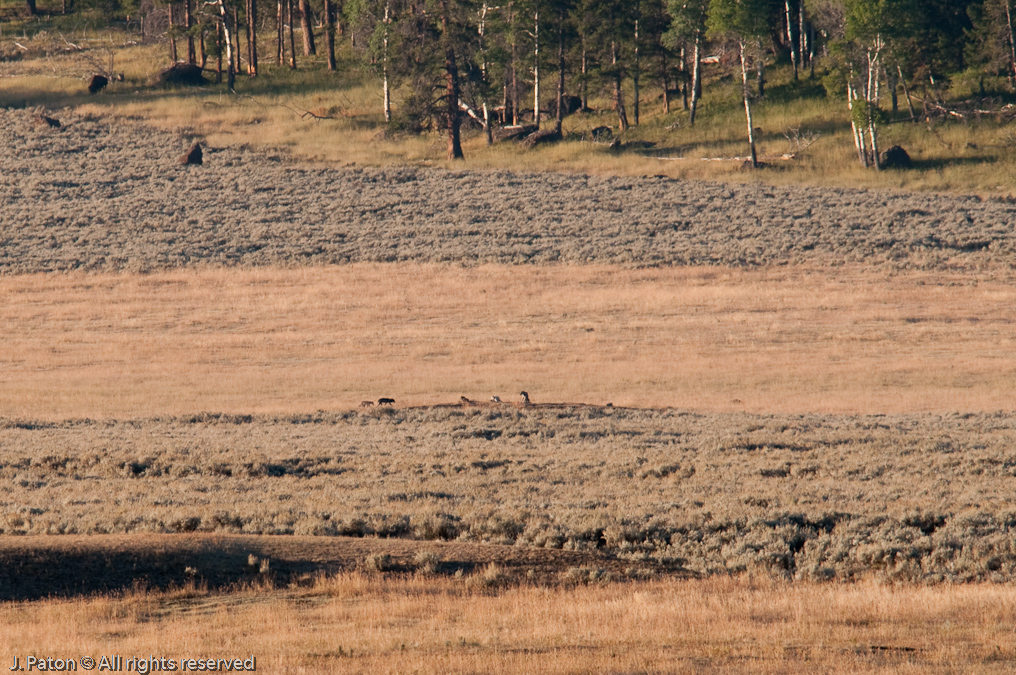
[967,0,1016,87]
[348,0,479,158]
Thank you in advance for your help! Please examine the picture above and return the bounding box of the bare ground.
[2,108,1016,273]
[0,533,675,601]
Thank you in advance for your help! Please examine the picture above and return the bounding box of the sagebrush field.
[2,108,1016,274]
[5,407,1016,584]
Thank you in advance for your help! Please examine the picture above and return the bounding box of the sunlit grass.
[1,264,1016,419]
[3,574,1016,674]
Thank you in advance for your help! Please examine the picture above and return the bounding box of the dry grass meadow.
[5,574,1016,674]
[5,86,1016,671]
[2,264,1016,418]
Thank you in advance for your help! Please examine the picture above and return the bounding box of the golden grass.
[3,574,1015,673]
[1,264,1015,419]
[78,78,1016,193]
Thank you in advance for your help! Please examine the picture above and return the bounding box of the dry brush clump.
[2,108,1016,274]
[5,408,1016,582]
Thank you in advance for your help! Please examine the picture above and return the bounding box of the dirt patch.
[1,108,1014,273]
[0,533,676,601]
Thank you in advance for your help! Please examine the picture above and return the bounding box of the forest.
[4,0,1016,169]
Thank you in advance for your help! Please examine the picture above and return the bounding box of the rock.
[34,115,61,129]
[179,142,203,165]
[160,63,207,86]
[88,75,109,94]
[881,145,911,169]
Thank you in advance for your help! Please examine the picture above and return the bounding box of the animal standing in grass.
[520,391,530,405]
[87,74,108,94]
[377,397,395,406]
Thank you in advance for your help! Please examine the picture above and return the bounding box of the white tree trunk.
[214,0,236,91]
[740,41,757,168]
[799,0,807,71]
[480,1,492,144]
[689,35,702,125]
[847,82,868,168]
[382,0,391,122]
[382,68,390,123]
[785,0,797,80]
[633,11,640,125]
[866,40,882,170]
[533,8,540,128]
